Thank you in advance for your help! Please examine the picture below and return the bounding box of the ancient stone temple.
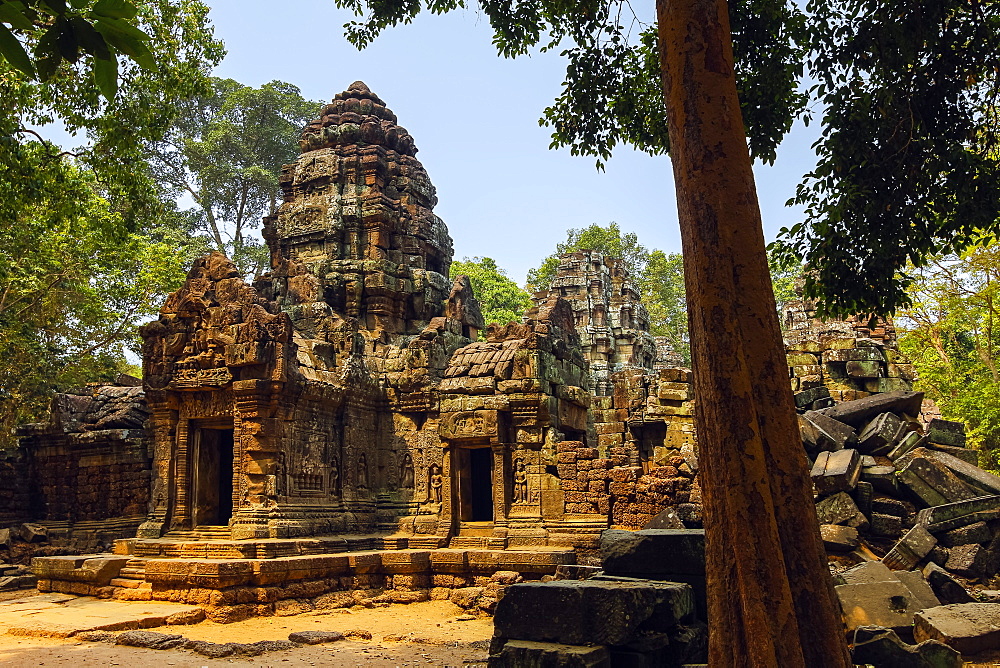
[135,82,608,548]
[533,250,657,396]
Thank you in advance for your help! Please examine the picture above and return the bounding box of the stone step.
[118,568,146,578]
[109,578,146,589]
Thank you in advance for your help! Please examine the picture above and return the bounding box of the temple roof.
[299,81,417,156]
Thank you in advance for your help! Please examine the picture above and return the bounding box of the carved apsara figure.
[513,457,528,504]
[400,453,414,490]
[429,464,443,503]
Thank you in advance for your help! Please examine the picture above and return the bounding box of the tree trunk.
[655,0,851,665]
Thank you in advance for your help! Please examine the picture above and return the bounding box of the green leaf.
[93,49,117,99]
[94,16,154,69]
[54,15,80,63]
[70,16,110,60]
[0,2,35,30]
[38,0,67,15]
[91,0,138,20]
[0,21,34,76]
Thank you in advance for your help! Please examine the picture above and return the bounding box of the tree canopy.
[898,244,1000,468]
[0,0,223,444]
[337,0,1000,320]
[145,77,320,276]
[0,157,196,446]
[450,257,533,332]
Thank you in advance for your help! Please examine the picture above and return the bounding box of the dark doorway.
[456,447,494,522]
[194,427,234,526]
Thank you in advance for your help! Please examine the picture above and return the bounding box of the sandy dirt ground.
[0,593,492,667]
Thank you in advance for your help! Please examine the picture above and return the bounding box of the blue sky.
[205,0,819,284]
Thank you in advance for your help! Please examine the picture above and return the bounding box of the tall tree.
[450,257,533,331]
[330,0,997,663]
[334,0,848,663]
[146,78,320,276]
[0,0,222,443]
[0,156,197,446]
[641,249,688,363]
[898,244,1000,468]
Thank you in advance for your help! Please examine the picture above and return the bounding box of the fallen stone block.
[944,543,1000,579]
[811,449,861,495]
[115,630,186,650]
[883,525,937,570]
[288,630,345,644]
[896,451,980,506]
[802,410,857,451]
[926,442,978,465]
[835,561,897,585]
[0,528,11,547]
[871,513,903,538]
[600,529,705,578]
[862,465,900,495]
[872,496,909,518]
[820,524,859,552]
[887,431,925,461]
[895,571,940,610]
[815,492,869,531]
[851,625,962,668]
[794,385,831,410]
[19,523,47,543]
[922,563,975,605]
[186,640,237,658]
[919,449,1000,496]
[819,390,924,427]
[854,480,874,516]
[488,640,611,668]
[916,495,1000,533]
[926,419,967,448]
[492,580,694,647]
[940,521,992,548]
[915,603,1000,654]
[643,507,685,529]
[857,413,903,455]
[835,579,926,633]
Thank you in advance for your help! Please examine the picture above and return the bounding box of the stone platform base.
[32,539,577,623]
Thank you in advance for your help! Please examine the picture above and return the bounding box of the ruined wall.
[534,251,656,397]
[784,298,915,409]
[0,447,31,528]
[4,380,151,550]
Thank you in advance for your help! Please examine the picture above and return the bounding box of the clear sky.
[198,0,819,285]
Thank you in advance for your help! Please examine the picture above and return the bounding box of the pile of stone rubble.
[802,388,1000,661]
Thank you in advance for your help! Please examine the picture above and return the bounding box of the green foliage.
[146,77,320,277]
[774,0,1000,318]
[898,244,1000,466]
[767,244,801,323]
[0,0,221,442]
[1,0,224,234]
[335,0,805,169]
[0,153,194,446]
[450,257,532,331]
[336,0,1000,318]
[0,0,156,99]
[526,223,689,362]
[640,250,688,364]
[526,222,647,292]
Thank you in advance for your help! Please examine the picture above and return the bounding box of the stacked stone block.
[785,298,915,404]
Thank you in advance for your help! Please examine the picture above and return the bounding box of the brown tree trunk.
[655,0,851,665]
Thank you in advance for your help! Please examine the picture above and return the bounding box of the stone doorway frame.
[188,417,236,529]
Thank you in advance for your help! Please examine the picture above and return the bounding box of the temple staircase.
[109,557,149,590]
